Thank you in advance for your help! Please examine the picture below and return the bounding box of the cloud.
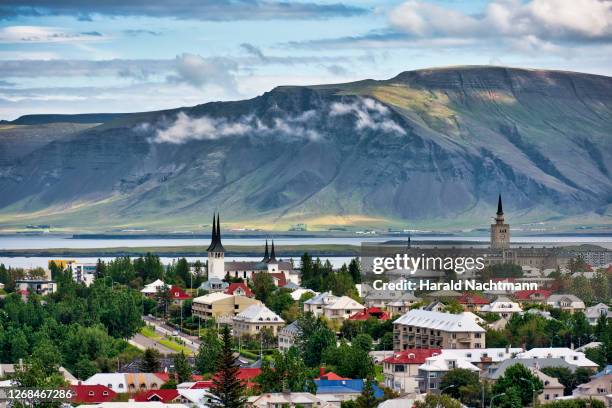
[240,43,267,61]
[388,0,612,43]
[166,53,239,91]
[150,110,320,144]
[122,29,161,37]
[325,64,349,76]
[330,98,406,134]
[0,0,367,21]
[0,26,108,43]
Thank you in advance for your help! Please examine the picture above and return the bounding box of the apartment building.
[393,309,485,351]
[192,293,261,322]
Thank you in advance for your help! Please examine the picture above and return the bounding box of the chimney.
[319,367,325,377]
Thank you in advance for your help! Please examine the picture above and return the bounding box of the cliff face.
[0,66,610,230]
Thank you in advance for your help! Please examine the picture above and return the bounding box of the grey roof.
[279,321,300,336]
[364,289,419,302]
[423,301,445,311]
[487,358,577,380]
[199,278,229,290]
[425,289,463,298]
[394,309,485,332]
[283,281,300,290]
[225,261,293,271]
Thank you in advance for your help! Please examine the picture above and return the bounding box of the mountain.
[0,66,611,232]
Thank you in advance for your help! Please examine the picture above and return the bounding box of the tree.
[495,386,522,408]
[492,364,542,407]
[251,272,276,304]
[355,378,378,408]
[256,347,313,393]
[440,368,481,406]
[296,313,336,367]
[210,325,246,408]
[443,300,463,314]
[414,394,462,408]
[196,329,223,375]
[348,258,362,284]
[174,351,192,384]
[141,348,162,373]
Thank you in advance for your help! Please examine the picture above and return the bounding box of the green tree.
[196,329,223,375]
[414,394,462,408]
[251,272,276,304]
[210,325,247,408]
[348,258,362,284]
[174,351,192,384]
[256,347,313,393]
[440,368,481,406]
[492,364,542,407]
[296,313,336,367]
[140,348,162,373]
[355,378,378,408]
[443,300,464,314]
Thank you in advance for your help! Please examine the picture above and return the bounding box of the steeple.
[268,240,277,263]
[497,194,504,216]
[207,212,225,253]
[262,240,269,262]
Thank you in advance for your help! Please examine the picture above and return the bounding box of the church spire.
[268,240,277,263]
[206,213,216,251]
[262,240,269,262]
[497,194,504,215]
[207,212,225,253]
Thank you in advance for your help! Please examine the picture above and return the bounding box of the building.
[83,373,167,392]
[70,385,117,404]
[289,287,317,301]
[349,307,390,321]
[67,262,97,286]
[572,374,612,404]
[224,282,254,298]
[303,292,339,317]
[393,309,486,351]
[585,303,611,325]
[232,304,285,337]
[417,353,480,393]
[198,278,228,293]
[205,214,295,282]
[141,279,167,297]
[487,361,563,403]
[491,194,510,249]
[15,279,57,296]
[422,301,446,313]
[513,289,552,304]
[192,293,261,322]
[169,285,191,305]
[134,388,213,407]
[382,349,442,393]
[314,379,384,406]
[320,296,365,321]
[422,290,463,303]
[361,285,421,310]
[546,294,586,314]
[515,348,599,370]
[457,293,490,312]
[278,321,300,352]
[479,296,522,318]
[247,392,334,408]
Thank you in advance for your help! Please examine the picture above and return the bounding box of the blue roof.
[314,379,384,399]
[593,365,612,378]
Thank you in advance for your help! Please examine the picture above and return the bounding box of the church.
[206,213,297,286]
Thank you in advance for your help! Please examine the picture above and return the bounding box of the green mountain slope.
[0,66,610,232]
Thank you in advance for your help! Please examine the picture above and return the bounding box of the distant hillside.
[0,66,610,232]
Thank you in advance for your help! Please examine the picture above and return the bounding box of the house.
[78,403,189,408]
[15,279,57,296]
[83,373,166,392]
[316,369,349,380]
[289,288,317,301]
[515,348,599,370]
[546,294,586,314]
[314,379,384,405]
[303,292,338,317]
[422,301,445,313]
[422,290,463,302]
[224,282,254,298]
[417,353,480,393]
[393,309,486,351]
[170,285,191,305]
[572,374,612,404]
[198,278,228,293]
[232,304,285,337]
[247,392,334,408]
[278,321,300,352]
[141,279,167,297]
[134,388,213,406]
[70,385,116,404]
[585,303,611,325]
[382,349,442,393]
[192,293,261,322]
[479,296,522,318]
[513,289,552,304]
[321,296,365,321]
[487,361,563,403]
[440,347,524,372]
[361,285,421,310]
[457,293,490,312]
[349,307,390,321]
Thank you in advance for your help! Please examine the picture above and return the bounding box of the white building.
[303,292,339,317]
[247,392,334,408]
[515,348,599,370]
[480,296,522,318]
[67,262,97,286]
[289,288,317,301]
[278,321,300,352]
[585,303,611,325]
[546,294,586,314]
[417,352,480,393]
[232,304,285,337]
[141,279,167,297]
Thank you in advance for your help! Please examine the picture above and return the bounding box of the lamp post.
[489,392,505,408]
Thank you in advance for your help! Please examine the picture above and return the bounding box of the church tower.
[207,213,226,280]
[490,194,510,249]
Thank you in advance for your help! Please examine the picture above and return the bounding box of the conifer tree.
[210,325,246,408]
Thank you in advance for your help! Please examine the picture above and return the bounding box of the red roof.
[349,307,390,321]
[236,368,261,380]
[514,289,552,300]
[71,385,116,404]
[316,371,349,380]
[154,372,171,383]
[170,285,191,300]
[225,282,254,298]
[134,389,179,403]
[383,349,442,365]
[191,380,214,389]
[458,293,490,305]
[270,272,287,287]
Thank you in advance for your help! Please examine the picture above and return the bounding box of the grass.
[139,326,194,356]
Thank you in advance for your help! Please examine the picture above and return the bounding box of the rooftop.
[393,309,485,332]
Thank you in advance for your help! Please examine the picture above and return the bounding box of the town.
[0,199,610,408]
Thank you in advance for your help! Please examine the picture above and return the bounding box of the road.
[142,315,200,352]
[129,333,175,355]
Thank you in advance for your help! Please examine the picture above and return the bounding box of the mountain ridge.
[0,66,610,232]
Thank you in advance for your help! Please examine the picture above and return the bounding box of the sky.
[0,0,611,120]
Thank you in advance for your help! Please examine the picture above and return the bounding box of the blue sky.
[0,0,610,119]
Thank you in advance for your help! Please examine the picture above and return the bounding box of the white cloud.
[167,53,239,92]
[330,98,406,134]
[389,0,612,43]
[0,26,106,43]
